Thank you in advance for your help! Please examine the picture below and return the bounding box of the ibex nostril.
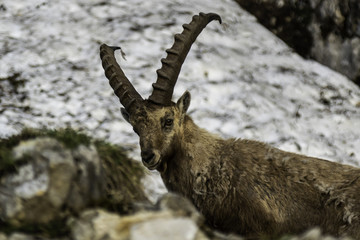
[141,150,155,164]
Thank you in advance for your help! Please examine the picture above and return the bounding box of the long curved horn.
[100,44,143,114]
[148,12,222,106]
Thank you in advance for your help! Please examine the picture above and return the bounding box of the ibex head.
[100,12,221,170]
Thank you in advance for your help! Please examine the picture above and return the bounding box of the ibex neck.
[180,115,221,154]
[160,115,222,196]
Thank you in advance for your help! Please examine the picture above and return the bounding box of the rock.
[156,193,203,224]
[154,194,246,240]
[70,194,208,240]
[0,128,148,238]
[285,227,353,240]
[71,207,207,240]
[0,128,151,238]
[299,228,323,240]
[0,137,105,226]
[65,144,105,212]
[130,217,199,240]
[70,209,126,240]
[7,233,35,240]
[234,0,360,85]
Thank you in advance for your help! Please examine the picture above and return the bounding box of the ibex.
[100,12,360,239]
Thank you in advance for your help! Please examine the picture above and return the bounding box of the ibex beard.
[100,12,360,240]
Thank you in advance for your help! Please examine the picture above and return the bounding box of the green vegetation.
[97,139,148,214]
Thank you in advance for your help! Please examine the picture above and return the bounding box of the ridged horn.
[100,44,143,114]
[148,12,222,106]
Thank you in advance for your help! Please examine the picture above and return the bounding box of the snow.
[1,0,360,200]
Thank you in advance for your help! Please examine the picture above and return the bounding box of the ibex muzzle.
[100,12,360,240]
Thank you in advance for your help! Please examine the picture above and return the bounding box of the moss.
[0,127,91,150]
[96,139,149,214]
[44,128,92,149]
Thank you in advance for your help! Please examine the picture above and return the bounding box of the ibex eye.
[165,119,173,126]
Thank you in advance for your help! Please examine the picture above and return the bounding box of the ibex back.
[100,12,360,239]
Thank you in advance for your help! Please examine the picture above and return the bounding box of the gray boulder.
[70,194,208,240]
[0,137,105,226]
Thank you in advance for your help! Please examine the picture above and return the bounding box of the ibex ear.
[177,91,191,115]
[120,107,130,123]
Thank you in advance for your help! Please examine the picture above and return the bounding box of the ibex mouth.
[141,150,161,170]
[145,161,160,170]
[143,159,161,170]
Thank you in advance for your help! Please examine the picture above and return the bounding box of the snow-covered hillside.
[1,0,360,199]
